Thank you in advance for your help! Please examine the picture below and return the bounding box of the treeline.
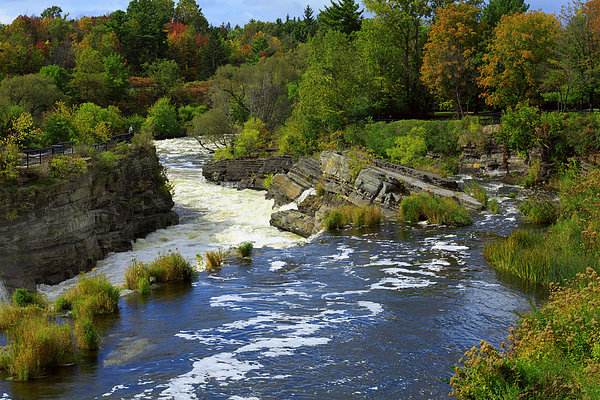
[1,0,599,176]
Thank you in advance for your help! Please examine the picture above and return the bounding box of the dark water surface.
[1,139,533,399]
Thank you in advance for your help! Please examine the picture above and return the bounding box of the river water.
[1,138,533,399]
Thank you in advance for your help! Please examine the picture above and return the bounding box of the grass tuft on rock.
[399,193,472,226]
[125,251,196,290]
[518,194,559,225]
[465,181,488,207]
[205,248,226,271]
[237,242,253,258]
[324,205,383,231]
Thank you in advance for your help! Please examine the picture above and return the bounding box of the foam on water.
[38,138,305,300]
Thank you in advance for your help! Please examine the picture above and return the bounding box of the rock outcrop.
[268,151,483,237]
[0,146,179,293]
[202,155,294,190]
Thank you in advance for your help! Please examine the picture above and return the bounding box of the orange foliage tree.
[421,2,482,117]
[479,11,560,108]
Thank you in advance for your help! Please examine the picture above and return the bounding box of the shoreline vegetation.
[1,0,600,396]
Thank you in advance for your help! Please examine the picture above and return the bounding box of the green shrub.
[124,251,195,290]
[138,277,150,295]
[142,97,183,139]
[497,102,541,153]
[93,150,121,169]
[518,195,559,225]
[399,193,472,226]
[385,127,427,166]
[65,273,120,317]
[237,242,253,258]
[465,181,488,207]
[12,288,37,307]
[450,269,600,399]
[50,155,87,179]
[263,173,274,189]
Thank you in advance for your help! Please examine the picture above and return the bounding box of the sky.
[0,0,566,27]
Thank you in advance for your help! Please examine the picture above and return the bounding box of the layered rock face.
[202,155,294,189]
[0,147,179,292]
[268,151,482,237]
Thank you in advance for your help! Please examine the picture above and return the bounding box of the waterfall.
[0,279,10,303]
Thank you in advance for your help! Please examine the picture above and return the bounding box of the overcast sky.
[0,0,565,27]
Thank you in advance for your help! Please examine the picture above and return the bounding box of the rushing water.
[1,138,533,399]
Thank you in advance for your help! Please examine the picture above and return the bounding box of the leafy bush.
[142,97,183,139]
[54,296,72,312]
[12,288,36,307]
[386,127,427,166]
[450,268,600,399]
[50,155,87,179]
[399,193,472,226]
[324,209,345,231]
[93,150,121,169]
[263,173,274,189]
[237,242,253,258]
[497,102,540,153]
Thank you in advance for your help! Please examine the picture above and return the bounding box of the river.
[1,137,533,399]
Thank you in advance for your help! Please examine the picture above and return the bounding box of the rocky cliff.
[268,151,482,237]
[0,146,179,292]
[202,155,294,189]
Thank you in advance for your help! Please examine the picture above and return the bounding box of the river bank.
[0,137,536,399]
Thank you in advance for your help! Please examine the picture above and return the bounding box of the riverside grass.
[399,193,472,226]
[324,205,383,231]
[485,169,600,287]
[0,273,120,381]
[450,268,600,399]
[125,251,196,290]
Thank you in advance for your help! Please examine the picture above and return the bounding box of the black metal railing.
[22,132,134,168]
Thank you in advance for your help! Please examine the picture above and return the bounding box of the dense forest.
[0,0,599,180]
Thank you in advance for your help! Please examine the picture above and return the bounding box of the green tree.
[189,106,234,150]
[103,53,130,103]
[0,74,64,121]
[126,0,173,69]
[39,65,71,95]
[71,47,108,104]
[145,58,183,97]
[41,6,63,19]
[319,0,363,35]
[482,0,529,28]
[142,97,183,139]
[174,0,209,32]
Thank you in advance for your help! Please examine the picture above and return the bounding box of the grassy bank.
[450,268,600,399]
[0,273,120,380]
[485,168,600,286]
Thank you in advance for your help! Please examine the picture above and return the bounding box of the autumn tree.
[479,11,560,108]
[421,2,482,116]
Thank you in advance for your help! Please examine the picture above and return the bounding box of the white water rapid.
[38,137,304,299]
